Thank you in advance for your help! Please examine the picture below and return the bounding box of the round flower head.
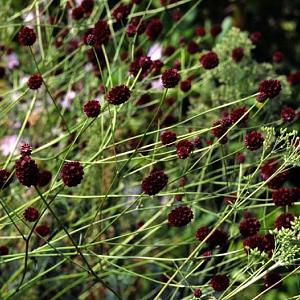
[193,289,202,298]
[61,161,84,187]
[288,71,300,85]
[211,120,228,144]
[16,155,39,187]
[176,140,194,159]
[112,3,131,21]
[274,212,294,229]
[229,107,249,127]
[168,205,193,227]
[211,24,222,37]
[161,68,181,88]
[195,26,206,37]
[232,47,244,63]
[37,170,52,187]
[0,169,12,189]
[250,31,262,44]
[72,6,84,20]
[141,170,168,195]
[239,217,260,237]
[18,27,36,46]
[81,0,94,14]
[210,275,230,292]
[35,224,50,237]
[24,206,39,222]
[193,136,203,149]
[264,272,282,290]
[272,188,300,206]
[20,143,32,156]
[196,227,228,248]
[106,85,131,105]
[244,131,264,151]
[243,235,264,252]
[27,74,43,90]
[160,131,177,146]
[261,159,288,189]
[146,17,163,40]
[180,79,191,92]
[139,56,152,71]
[84,32,95,46]
[93,20,110,46]
[273,51,284,63]
[163,45,175,56]
[0,245,9,256]
[257,79,281,102]
[83,100,101,118]
[187,40,199,54]
[200,51,219,69]
[281,106,296,123]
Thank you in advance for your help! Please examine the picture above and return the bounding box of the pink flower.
[147,43,162,61]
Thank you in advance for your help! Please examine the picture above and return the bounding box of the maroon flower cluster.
[274,212,294,229]
[16,155,39,187]
[61,161,84,187]
[24,206,39,222]
[196,226,228,248]
[168,205,194,227]
[281,106,296,123]
[176,140,194,159]
[232,47,244,63]
[18,27,36,46]
[28,74,43,90]
[272,188,300,206]
[83,100,101,118]
[257,79,281,102]
[141,170,168,195]
[112,3,131,21]
[0,169,12,189]
[199,51,219,69]
[146,17,163,40]
[244,131,264,151]
[106,85,131,105]
[35,224,50,237]
[161,68,181,88]
[239,217,260,237]
[210,274,229,291]
[160,131,177,146]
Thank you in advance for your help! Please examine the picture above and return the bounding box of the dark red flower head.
[211,120,228,144]
[250,31,262,44]
[211,24,222,37]
[193,289,202,298]
[146,17,163,40]
[163,45,176,57]
[0,245,9,256]
[272,188,300,206]
[288,71,300,85]
[160,131,177,146]
[152,60,164,75]
[107,85,131,105]
[232,47,244,63]
[72,6,84,20]
[16,155,39,187]
[61,161,84,187]
[112,3,131,21]
[83,100,101,118]
[37,170,52,187]
[28,74,43,90]
[21,143,32,156]
[273,51,284,63]
[0,169,12,189]
[35,224,50,237]
[229,107,249,127]
[261,159,288,189]
[168,205,194,227]
[239,217,260,237]
[257,79,281,102]
[139,56,152,71]
[244,131,264,151]
[187,40,199,54]
[195,26,206,37]
[281,106,296,123]
[200,51,219,69]
[24,206,39,222]
[196,226,228,248]
[180,79,192,92]
[161,68,181,88]
[81,0,94,14]
[274,212,294,229]
[176,139,194,159]
[141,170,168,195]
[18,27,36,46]
[243,235,264,252]
[236,153,245,163]
[93,20,110,46]
[210,275,229,292]
[264,273,282,290]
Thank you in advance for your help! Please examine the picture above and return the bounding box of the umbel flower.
[210,274,230,291]
[16,155,39,187]
[141,169,168,195]
[61,161,84,187]
[18,27,36,46]
[27,74,43,90]
[106,85,131,105]
[168,205,194,227]
[161,68,181,88]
